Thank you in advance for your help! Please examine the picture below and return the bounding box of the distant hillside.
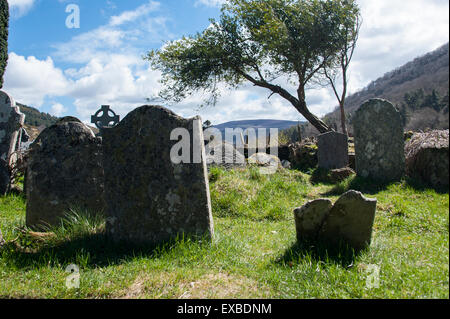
[17,103,59,127]
[321,43,449,134]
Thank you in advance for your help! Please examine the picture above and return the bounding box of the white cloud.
[346,0,450,93]
[8,0,35,17]
[3,53,70,106]
[194,0,226,8]
[50,103,67,117]
[52,2,171,65]
[109,1,160,26]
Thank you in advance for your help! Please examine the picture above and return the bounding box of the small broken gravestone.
[353,99,405,182]
[0,90,25,195]
[103,105,214,244]
[317,131,349,170]
[294,190,377,251]
[26,117,104,229]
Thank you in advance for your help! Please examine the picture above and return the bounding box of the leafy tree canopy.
[146,0,360,133]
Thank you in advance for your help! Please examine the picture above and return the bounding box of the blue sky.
[3,0,450,125]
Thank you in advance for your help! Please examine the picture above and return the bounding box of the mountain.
[321,42,449,134]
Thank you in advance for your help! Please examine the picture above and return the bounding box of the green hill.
[323,42,449,133]
[287,43,449,139]
[17,103,59,127]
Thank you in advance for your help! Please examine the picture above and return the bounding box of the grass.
[0,167,448,299]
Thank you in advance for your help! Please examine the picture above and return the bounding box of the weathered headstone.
[26,117,104,229]
[103,105,214,244]
[353,99,405,182]
[294,190,377,251]
[0,90,25,195]
[319,191,377,251]
[317,131,349,169]
[294,199,332,242]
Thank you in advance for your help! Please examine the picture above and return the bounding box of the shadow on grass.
[6,187,26,200]
[403,176,449,194]
[323,174,449,197]
[322,175,392,196]
[276,240,363,268]
[309,168,336,186]
[0,232,206,270]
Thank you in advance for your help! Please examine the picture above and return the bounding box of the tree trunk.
[340,103,348,136]
[295,101,331,134]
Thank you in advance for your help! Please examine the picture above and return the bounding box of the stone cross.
[91,105,120,131]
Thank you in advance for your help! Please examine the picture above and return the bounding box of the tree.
[0,0,9,89]
[0,0,8,245]
[146,0,361,134]
[322,8,361,136]
[423,89,441,112]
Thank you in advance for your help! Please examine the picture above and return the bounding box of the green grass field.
[0,167,448,299]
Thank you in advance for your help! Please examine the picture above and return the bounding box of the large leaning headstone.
[317,131,349,169]
[353,99,405,182]
[26,117,104,229]
[103,105,214,244]
[0,90,25,195]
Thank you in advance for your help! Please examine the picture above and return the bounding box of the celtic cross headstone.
[91,105,120,132]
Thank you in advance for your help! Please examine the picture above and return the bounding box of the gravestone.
[294,190,377,251]
[317,131,349,169]
[26,117,104,229]
[103,105,214,244]
[294,199,332,242]
[0,90,25,195]
[319,191,377,251]
[353,99,405,182]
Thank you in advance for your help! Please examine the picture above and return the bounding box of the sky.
[3,0,449,125]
